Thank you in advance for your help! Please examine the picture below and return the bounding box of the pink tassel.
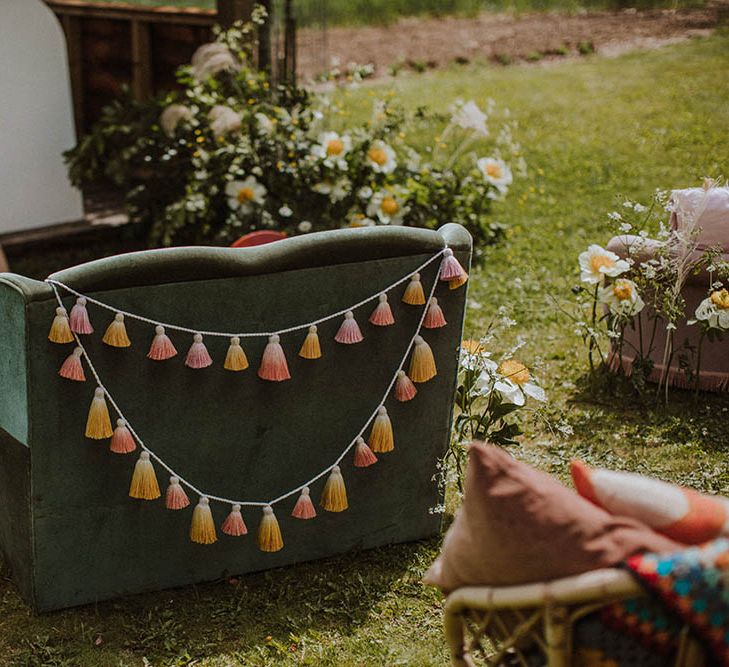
[148,325,177,361]
[292,487,317,520]
[222,504,248,536]
[394,370,417,402]
[369,294,395,326]
[185,334,213,369]
[423,297,447,329]
[69,297,94,334]
[59,347,85,382]
[335,311,364,344]
[440,248,467,281]
[165,476,190,510]
[110,418,136,454]
[258,334,291,381]
[354,437,378,468]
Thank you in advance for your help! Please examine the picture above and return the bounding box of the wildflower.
[493,359,546,406]
[254,112,275,136]
[278,205,293,218]
[365,140,397,174]
[225,176,266,213]
[160,105,193,138]
[348,214,376,228]
[191,43,239,80]
[693,289,729,330]
[599,278,644,316]
[367,189,409,225]
[298,220,312,232]
[311,131,351,170]
[476,157,512,192]
[313,177,351,203]
[451,100,488,136]
[208,106,241,138]
[578,245,629,284]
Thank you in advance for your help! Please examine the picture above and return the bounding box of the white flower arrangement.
[578,245,630,284]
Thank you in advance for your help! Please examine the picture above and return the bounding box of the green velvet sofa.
[0,223,471,612]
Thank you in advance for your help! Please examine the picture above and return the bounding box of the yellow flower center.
[237,187,255,203]
[498,359,530,385]
[710,289,729,309]
[590,254,615,273]
[613,280,633,301]
[380,196,399,216]
[326,138,344,156]
[368,147,388,166]
[485,163,503,178]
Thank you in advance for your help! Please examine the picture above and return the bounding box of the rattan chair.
[444,568,706,666]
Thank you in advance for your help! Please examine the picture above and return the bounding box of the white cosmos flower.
[311,131,351,170]
[578,245,630,284]
[477,157,512,192]
[160,104,193,138]
[255,112,275,136]
[491,360,546,407]
[599,278,645,317]
[313,176,351,203]
[451,100,488,136]
[208,106,241,138]
[365,140,397,174]
[225,176,266,213]
[693,289,729,330]
[367,189,409,225]
[191,43,239,80]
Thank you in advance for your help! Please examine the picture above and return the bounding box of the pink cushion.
[424,443,680,592]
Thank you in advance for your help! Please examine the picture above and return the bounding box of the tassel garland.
[353,437,378,468]
[369,406,394,453]
[258,334,291,381]
[335,311,364,344]
[224,336,249,371]
[129,451,161,500]
[321,466,348,512]
[440,248,467,282]
[165,476,190,510]
[423,297,447,329]
[59,347,85,382]
[292,487,317,519]
[369,294,395,326]
[148,325,177,361]
[299,325,322,360]
[394,370,417,402]
[110,418,136,454]
[190,497,217,545]
[69,297,94,334]
[409,335,437,383]
[258,506,284,552]
[86,387,113,439]
[402,273,426,305]
[222,504,248,536]
[185,334,213,369]
[48,307,74,344]
[103,313,132,348]
[449,271,469,290]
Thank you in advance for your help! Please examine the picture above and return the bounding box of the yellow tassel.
[129,451,161,500]
[224,336,249,371]
[102,313,131,348]
[409,335,437,383]
[449,270,469,290]
[190,497,218,544]
[48,307,74,344]
[402,273,426,305]
[257,506,284,552]
[320,465,348,512]
[85,387,113,439]
[369,406,394,453]
[299,325,322,359]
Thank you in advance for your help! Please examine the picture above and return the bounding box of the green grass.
[2,33,729,666]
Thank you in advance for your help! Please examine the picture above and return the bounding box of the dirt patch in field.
[296,6,725,80]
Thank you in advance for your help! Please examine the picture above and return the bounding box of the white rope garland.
[46,248,447,339]
[49,263,442,510]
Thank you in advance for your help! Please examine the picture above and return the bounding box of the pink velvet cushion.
[424,443,680,592]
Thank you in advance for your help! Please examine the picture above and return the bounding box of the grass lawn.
[2,33,729,666]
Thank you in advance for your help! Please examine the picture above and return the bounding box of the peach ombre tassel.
[335,311,364,344]
[48,307,74,344]
[185,333,213,369]
[402,273,426,305]
[70,297,94,334]
[354,437,377,468]
[224,336,249,371]
[222,504,248,536]
[103,313,132,348]
[423,297,447,329]
[258,505,284,552]
[449,271,469,290]
[110,418,136,454]
[148,325,177,361]
[394,370,417,402]
[258,334,290,381]
[59,347,85,382]
[409,335,437,383]
[165,476,190,510]
[299,325,322,359]
[369,294,395,326]
[86,387,113,439]
[190,497,217,544]
[369,406,394,453]
[129,451,161,500]
[292,487,316,519]
[321,466,348,512]
[440,248,467,282]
